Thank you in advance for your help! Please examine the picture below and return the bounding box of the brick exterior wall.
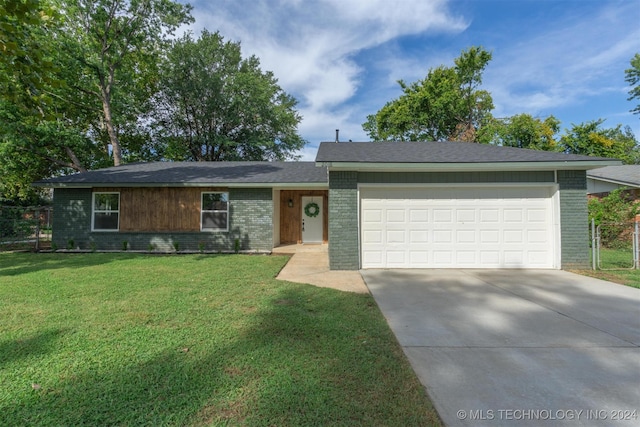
[557,170,590,268]
[328,171,359,270]
[51,187,273,252]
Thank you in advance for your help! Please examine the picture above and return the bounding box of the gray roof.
[35,161,328,187]
[587,165,640,187]
[315,141,618,164]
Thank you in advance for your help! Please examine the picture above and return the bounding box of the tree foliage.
[0,0,60,103]
[363,46,493,142]
[151,30,305,161]
[558,120,640,164]
[625,53,640,116]
[588,188,639,249]
[478,114,560,150]
[59,0,193,166]
[1,0,193,203]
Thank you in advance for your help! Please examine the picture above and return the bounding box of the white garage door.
[360,186,558,269]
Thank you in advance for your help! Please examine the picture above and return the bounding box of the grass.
[0,252,441,426]
[570,248,640,289]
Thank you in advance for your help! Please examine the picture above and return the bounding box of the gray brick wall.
[51,187,273,252]
[557,170,589,268]
[328,171,359,270]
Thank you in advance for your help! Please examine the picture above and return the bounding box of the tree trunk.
[101,97,122,166]
[100,69,123,166]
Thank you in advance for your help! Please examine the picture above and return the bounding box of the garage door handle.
[302,219,305,231]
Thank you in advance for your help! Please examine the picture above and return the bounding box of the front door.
[301,196,323,243]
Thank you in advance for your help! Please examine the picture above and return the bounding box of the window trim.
[92,192,120,232]
[201,191,229,232]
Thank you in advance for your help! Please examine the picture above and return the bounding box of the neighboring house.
[586,165,640,199]
[35,141,618,270]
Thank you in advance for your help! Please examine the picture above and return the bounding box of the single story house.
[35,141,619,270]
[587,165,640,199]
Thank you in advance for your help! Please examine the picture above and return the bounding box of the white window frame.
[92,192,120,232]
[201,191,229,232]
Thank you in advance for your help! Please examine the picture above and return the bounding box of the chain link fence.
[591,219,639,270]
[0,206,53,251]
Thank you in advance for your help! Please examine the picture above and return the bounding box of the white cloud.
[185,0,467,143]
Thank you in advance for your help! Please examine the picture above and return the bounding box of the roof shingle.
[587,165,640,187]
[35,161,328,186]
[315,141,617,163]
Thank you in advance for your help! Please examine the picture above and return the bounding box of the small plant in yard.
[234,238,240,254]
[51,241,57,251]
[147,243,155,252]
[122,240,129,251]
[173,241,180,252]
[66,238,75,250]
[198,241,205,253]
[90,242,97,252]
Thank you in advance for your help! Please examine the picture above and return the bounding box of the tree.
[60,0,193,166]
[558,120,640,164]
[1,0,192,203]
[150,30,305,161]
[363,46,493,142]
[477,114,560,150]
[0,0,59,103]
[626,53,640,116]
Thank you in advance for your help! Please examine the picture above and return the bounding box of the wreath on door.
[304,202,320,218]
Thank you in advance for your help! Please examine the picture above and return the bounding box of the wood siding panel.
[280,190,328,243]
[101,187,225,232]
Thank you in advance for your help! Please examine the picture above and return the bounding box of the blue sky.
[183,0,640,160]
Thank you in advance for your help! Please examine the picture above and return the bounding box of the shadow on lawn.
[0,329,69,368]
[3,286,434,426]
[0,252,144,277]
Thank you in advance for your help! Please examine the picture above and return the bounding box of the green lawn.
[0,253,441,426]
[571,248,640,289]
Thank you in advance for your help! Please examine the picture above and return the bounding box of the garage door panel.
[527,229,549,243]
[480,209,499,222]
[386,251,406,265]
[433,230,453,243]
[527,209,547,222]
[433,209,453,222]
[456,209,476,222]
[504,229,524,243]
[360,186,556,269]
[409,209,429,222]
[433,251,454,265]
[456,230,476,243]
[386,210,405,222]
[503,209,523,222]
[362,230,382,243]
[386,230,405,243]
[480,230,500,243]
[409,230,429,243]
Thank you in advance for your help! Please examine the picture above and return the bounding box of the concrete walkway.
[362,269,640,427]
[273,244,368,293]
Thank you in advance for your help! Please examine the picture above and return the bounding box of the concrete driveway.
[361,269,640,427]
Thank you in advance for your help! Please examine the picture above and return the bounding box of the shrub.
[588,188,639,249]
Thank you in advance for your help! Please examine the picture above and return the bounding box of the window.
[92,192,120,231]
[201,192,229,231]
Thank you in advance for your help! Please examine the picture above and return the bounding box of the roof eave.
[34,181,329,189]
[586,176,640,189]
[315,160,621,172]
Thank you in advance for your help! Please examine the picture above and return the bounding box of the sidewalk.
[273,244,369,293]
